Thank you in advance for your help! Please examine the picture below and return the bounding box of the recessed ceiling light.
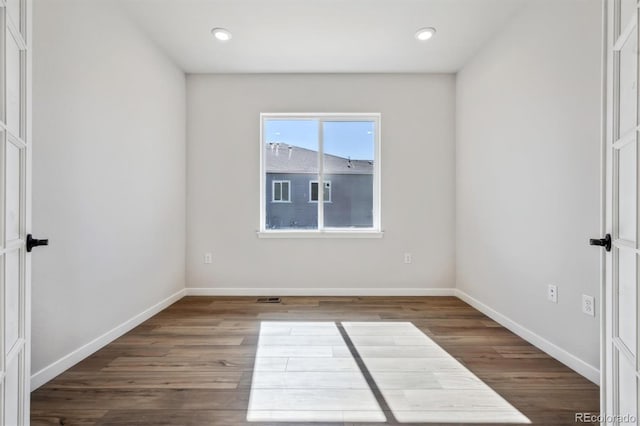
[415,27,436,41]
[211,28,232,42]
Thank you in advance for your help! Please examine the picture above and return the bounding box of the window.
[271,180,290,203]
[260,113,381,235]
[309,181,331,203]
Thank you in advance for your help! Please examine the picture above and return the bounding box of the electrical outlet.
[404,253,412,264]
[204,253,213,264]
[582,295,595,317]
[547,284,558,303]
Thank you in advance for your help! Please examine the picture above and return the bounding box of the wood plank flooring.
[30,296,599,425]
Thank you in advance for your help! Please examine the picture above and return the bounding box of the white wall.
[32,0,186,378]
[456,0,602,372]
[187,74,455,292]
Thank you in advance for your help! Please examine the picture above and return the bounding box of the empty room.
[0,0,636,424]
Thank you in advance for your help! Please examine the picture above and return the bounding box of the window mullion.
[318,119,324,230]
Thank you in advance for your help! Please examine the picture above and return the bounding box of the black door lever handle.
[26,234,49,253]
[589,234,611,252]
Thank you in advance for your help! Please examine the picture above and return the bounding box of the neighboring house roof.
[265,143,373,174]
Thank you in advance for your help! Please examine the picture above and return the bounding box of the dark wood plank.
[31,296,599,425]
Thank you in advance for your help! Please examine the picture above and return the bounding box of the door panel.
[0,0,31,424]
[607,1,640,424]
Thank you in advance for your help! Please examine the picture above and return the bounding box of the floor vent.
[257,297,281,304]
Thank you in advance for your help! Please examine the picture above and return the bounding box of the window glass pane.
[619,26,638,139]
[264,119,318,229]
[274,182,281,201]
[323,121,375,228]
[5,356,20,426]
[621,0,637,35]
[309,181,332,202]
[7,0,20,32]
[619,141,637,242]
[6,135,21,242]
[617,248,637,355]
[7,30,21,137]
[5,249,21,352]
[618,352,638,423]
[324,182,331,202]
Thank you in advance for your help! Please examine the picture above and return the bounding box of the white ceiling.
[119,0,527,74]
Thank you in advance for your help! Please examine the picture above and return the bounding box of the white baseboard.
[30,288,186,391]
[185,287,456,297]
[454,289,600,385]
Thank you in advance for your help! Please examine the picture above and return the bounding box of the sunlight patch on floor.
[343,321,531,424]
[246,321,386,422]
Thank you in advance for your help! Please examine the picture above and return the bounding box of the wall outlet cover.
[582,294,595,317]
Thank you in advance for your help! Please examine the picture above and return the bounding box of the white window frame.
[271,180,291,203]
[309,180,332,203]
[259,113,382,238]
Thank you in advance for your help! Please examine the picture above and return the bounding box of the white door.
[0,0,31,424]
[605,1,640,424]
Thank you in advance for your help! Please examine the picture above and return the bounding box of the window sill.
[257,230,384,239]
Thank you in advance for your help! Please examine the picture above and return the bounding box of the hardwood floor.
[30,296,599,425]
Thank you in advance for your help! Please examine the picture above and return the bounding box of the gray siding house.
[265,144,373,229]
